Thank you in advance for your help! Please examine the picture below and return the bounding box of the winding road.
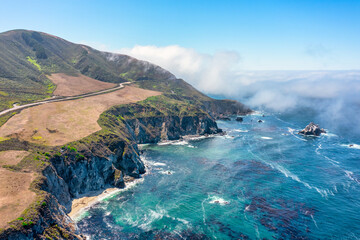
[0,82,131,117]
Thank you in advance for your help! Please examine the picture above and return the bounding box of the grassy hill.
[0,29,250,117]
[0,29,172,111]
[0,29,252,238]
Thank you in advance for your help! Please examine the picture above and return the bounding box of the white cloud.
[119,45,242,95]
[118,45,360,107]
[118,45,360,135]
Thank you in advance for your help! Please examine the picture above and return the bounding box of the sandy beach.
[69,178,144,221]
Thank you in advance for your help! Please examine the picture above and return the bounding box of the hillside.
[0,29,250,117]
[0,30,251,239]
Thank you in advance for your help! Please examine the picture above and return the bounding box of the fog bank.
[119,45,360,137]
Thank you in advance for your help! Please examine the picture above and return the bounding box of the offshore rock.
[236,117,243,122]
[218,115,231,121]
[298,122,326,136]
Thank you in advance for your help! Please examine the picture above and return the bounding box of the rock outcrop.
[1,113,221,239]
[125,115,221,144]
[298,122,326,136]
[202,99,252,119]
[236,117,243,122]
[0,194,83,240]
[0,30,253,240]
[216,115,231,121]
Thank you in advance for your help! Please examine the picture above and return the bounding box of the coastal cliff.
[0,110,224,239]
[0,30,251,239]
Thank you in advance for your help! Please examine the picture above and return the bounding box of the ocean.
[75,111,360,239]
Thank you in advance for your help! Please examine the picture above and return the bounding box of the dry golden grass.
[0,86,161,146]
[48,73,117,96]
[0,150,35,229]
[0,150,30,166]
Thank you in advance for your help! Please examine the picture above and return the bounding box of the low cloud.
[120,45,242,95]
[119,45,360,136]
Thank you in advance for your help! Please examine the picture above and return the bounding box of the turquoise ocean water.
[76,111,360,239]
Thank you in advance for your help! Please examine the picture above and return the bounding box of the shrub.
[22,221,34,227]
[67,146,77,152]
[75,153,85,161]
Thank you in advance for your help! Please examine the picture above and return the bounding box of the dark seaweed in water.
[246,196,314,239]
[77,113,360,239]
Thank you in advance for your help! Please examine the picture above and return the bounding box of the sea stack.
[298,122,326,136]
[236,117,243,122]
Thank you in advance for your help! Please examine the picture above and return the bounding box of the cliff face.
[0,194,82,240]
[0,30,253,240]
[202,99,253,119]
[45,114,220,207]
[125,115,220,144]
[2,113,219,239]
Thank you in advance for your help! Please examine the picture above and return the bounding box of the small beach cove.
[74,113,360,239]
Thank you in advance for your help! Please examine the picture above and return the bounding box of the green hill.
[0,29,251,117]
[0,30,251,239]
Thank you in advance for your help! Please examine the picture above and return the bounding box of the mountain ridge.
[0,29,251,118]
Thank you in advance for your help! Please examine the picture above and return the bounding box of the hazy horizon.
[1,0,360,71]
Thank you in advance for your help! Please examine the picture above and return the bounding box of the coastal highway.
[0,82,131,117]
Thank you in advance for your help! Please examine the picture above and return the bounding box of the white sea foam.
[170,216,190,226]
[159,170,175,175]
[138,143,150,149]
[208,196,230,205]
[72,178,145,222]
[224,135,235,139]
[254,224,261,239]
[341,144,360,150]
[250,111,265,116]
[261,136,273,140]
[323,155,340,165]
[268,162,331,198]
[139,207,167,231]
[187,144,196,148]
[158,140,188,146]
[152,162,166,166]
[246,145,331,197]
[311,215,319,229]
[345,170,360,184]
[201,198,207,225]
[172,140,189,145]
[322,132,338,138]
[183,135,207,141]
[288,127,307,142]
[233,129,249,133]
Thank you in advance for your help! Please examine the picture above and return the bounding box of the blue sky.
[0,0,359,70]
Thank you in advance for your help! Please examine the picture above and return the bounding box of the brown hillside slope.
[48,73,117,97]
[0,150,35,229]
[0,86,161,146]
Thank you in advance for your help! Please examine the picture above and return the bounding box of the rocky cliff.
[0,193,82,240]
[0,111,222,239]
[0,30,252,240]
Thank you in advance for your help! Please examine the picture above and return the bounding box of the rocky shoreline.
[67,131,227,223]
[1,109,247,239]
